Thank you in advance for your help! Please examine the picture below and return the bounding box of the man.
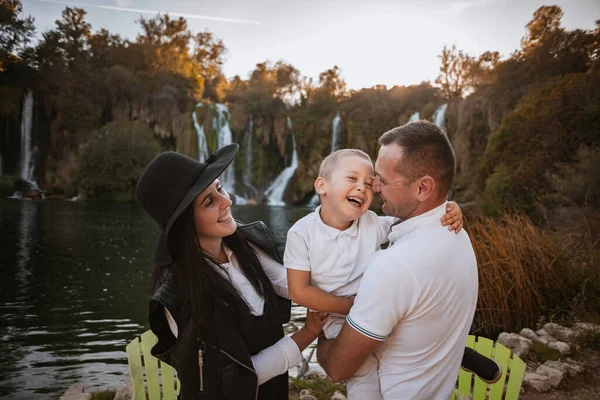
[317,120,479,399]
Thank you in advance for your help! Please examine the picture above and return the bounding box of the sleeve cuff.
[282,263,311,271]
[278,336,303,366]
[347,315,387,341]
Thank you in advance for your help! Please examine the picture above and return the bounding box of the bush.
[76,121,160,201]
[0,175,17,197]
[466,212,598,336]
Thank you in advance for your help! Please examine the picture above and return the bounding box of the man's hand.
[316,322,380,382]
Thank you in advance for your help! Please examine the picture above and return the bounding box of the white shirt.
[283,207,395,296]
[347,202,479,400]
[164,244,302,385]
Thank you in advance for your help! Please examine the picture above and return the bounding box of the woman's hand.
[441,201,464,233]
[304,310,328,337]
[290,310,328,351]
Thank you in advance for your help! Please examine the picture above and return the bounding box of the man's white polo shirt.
[347,202,478,400]
[284,206,393,296]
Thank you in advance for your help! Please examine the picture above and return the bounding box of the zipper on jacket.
[218,348,259,400]
[198,348,204,392]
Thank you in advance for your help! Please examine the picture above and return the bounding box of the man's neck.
[400,197,447,221]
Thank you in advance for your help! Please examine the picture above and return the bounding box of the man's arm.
[288,269,354,314]
[317,322,380,382]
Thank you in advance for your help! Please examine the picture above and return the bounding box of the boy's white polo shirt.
[284,206,392,296]
[347,202,479,400]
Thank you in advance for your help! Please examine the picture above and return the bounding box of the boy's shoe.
[461,348,502,384]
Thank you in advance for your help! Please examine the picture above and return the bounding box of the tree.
[318,65,347,99]
[0,0,34,70]
[55,7,91,68]
[435,45,475,99]
[521,5,563,52]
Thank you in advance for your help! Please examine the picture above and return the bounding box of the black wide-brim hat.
[135,144,239,266]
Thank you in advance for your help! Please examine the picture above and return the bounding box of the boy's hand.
[441,201,463,233]
[304,310,328,337]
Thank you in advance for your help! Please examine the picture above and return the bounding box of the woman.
[135,144,326,400]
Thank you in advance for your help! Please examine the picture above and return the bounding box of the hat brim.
[153,144,238,266]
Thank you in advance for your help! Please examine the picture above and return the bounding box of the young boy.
[284,149,464,400]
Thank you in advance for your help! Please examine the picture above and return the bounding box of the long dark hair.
[150,205,277,342]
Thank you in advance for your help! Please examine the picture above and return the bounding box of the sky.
[21,0,600,90]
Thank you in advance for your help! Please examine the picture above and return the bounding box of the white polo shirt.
[347,202,478,400]
[284,206,395,296]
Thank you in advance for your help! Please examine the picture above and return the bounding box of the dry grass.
[466,212,571,336]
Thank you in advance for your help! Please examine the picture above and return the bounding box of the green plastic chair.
[451,335,526,400]
[126,330,181,400]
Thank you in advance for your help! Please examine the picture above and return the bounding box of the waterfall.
[432,103,448,132]
[264,117,299,206]
[243,115,258,198]
[20,91,35,183]
[213,104,235,193]
[193,104,209,163]
[330,112,342,152]
[408,111,420,122]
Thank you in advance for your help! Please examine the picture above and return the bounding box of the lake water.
[0,199,314,399]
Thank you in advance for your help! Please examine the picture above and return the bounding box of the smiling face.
[373,143,419,219]
[193,179,237,253]
[317,155,374,229]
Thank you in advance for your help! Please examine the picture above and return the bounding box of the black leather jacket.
[149,221,292,400]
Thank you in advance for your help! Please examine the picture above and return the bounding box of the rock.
[300,389,313,397]
[535,365,564,388]
[543,323,576,342]
[548,340,571,355]
[574,322,600,334]
[304,370,327,379]
[459,396,472,400]
[245,199,258,206]
[543,361,581,378]
[114,381,132,400]
[330,390,347,400]
[497,332,533,358]
[299,396,318,400]
[535,329,557,344]
[60,385,91,400]
[564,359,585,374]
[519,328,538,342]
[523,373,552,392]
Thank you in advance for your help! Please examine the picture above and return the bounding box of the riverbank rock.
[60,385,91,400]
[543,323,576,342]
[548,340,571,355]
[330,390,346,400]
[497,332,533,357]
[114,380,132,400]
[535,364,564,388]
[524,372,552,392]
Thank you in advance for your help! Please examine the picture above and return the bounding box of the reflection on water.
[0,200,314,399]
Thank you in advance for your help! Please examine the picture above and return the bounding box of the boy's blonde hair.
[318,149,373,179]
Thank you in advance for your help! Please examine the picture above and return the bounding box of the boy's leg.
[346,352,382,400]
[461,347,502,384]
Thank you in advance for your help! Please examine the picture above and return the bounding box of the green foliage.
[290,377,346,400]
[0,175,17,196]
[531,341,561,362]
[478,71,600,215]
[89,390,116,400]
[76,121,160,201]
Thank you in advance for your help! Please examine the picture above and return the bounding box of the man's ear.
[416,175,436,202]
[315,177,326,195]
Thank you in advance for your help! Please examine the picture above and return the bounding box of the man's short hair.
[318,149,372,179]
[378,121,455,196]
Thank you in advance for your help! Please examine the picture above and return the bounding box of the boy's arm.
[287,269,354,314]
